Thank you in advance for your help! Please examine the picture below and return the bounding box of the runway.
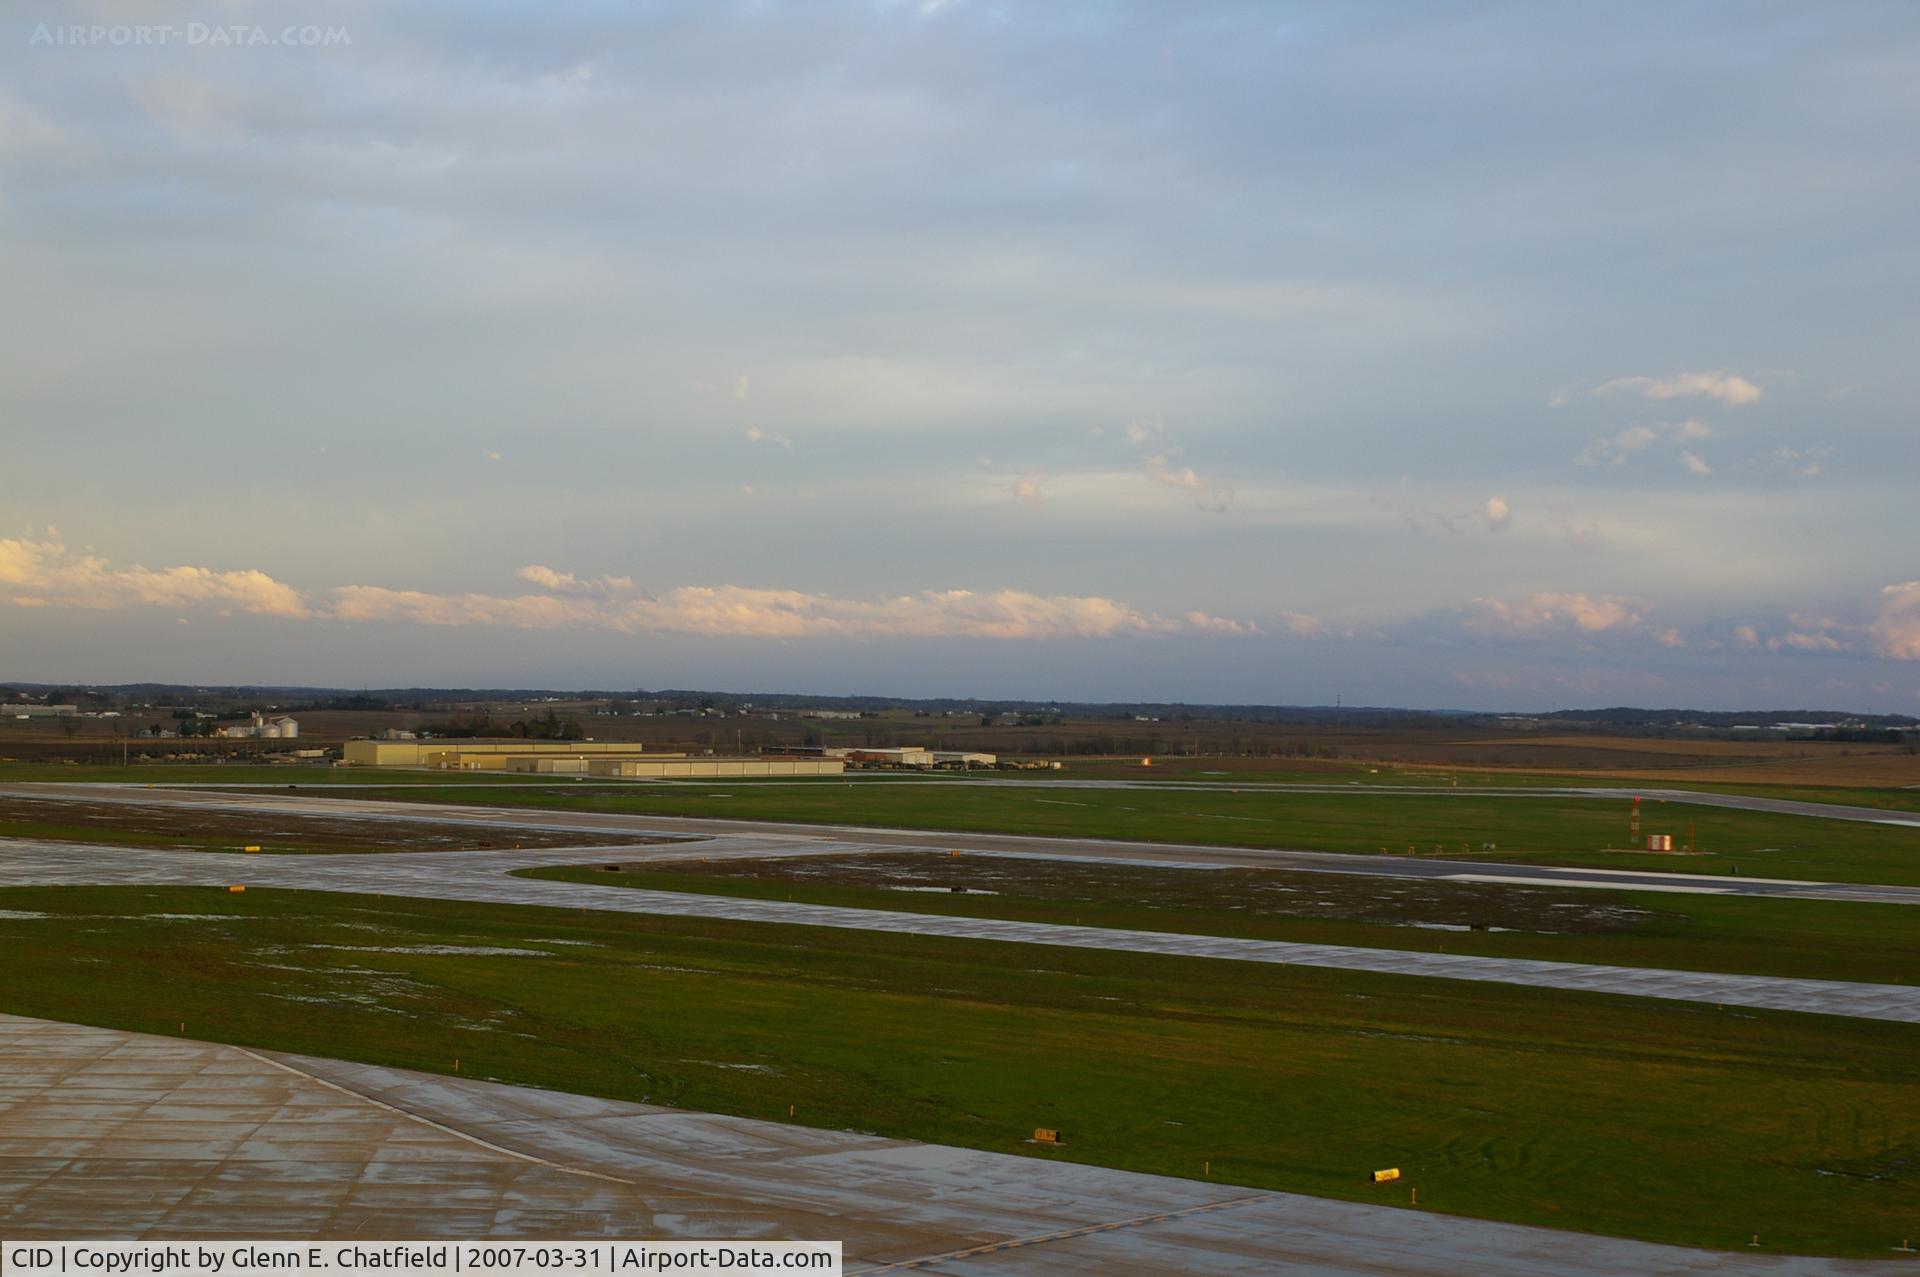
[4,782,1916,905]
[0,1013,1882,1274]
[111,775,1920,827]
[3,832,1918,1023]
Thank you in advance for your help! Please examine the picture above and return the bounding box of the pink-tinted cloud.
[1463,592,1642,636]
[0,536,308,618]
[1870,582,1920,660]
[333,573,1250,641]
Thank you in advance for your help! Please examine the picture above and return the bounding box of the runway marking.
[848,1191,1274,1273]
[1445,874,1731,895]
[233,1047,642,1186]
[1452,863,1830,887]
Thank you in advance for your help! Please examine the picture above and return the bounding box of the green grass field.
[520,856,1920,985]
[0,883,1914,1257]
[297,780,1920,885]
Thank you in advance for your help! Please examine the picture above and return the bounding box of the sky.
[2,1,1917,710]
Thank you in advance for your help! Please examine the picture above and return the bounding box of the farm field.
[0,795,666,855]
[524,853,1920,985]
[0,762,556,785]
[309,781,1920,886]
[0,883,1914,1258]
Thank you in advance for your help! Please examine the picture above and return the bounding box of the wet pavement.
[0,1014,1891,1275]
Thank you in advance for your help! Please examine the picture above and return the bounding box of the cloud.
[1576,424,1661,467]
[1869,582,1920,660]
[1126,416,1233,512]
[335,573,1249,640]
[1402,492,1516,536]
[482,449,502,463]
[1681,451,1712,476]
[1722,608,1867,658]
[514,565,635,596]
[1463,592,1642,636]
[1753,445,1832,478]
[0,534,1251,641]
[0,536,308,618]
[733,375,751,400]
[744,425,793,450]
[1144,453,1204,492]
[1010,471,1044,503]
[1594,370,1762,407]
[1576,419,1714,468]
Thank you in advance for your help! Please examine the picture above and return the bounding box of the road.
[1,1013,1883,1274]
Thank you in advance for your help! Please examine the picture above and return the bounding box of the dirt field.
[0,797,665,854]
[609,851,1666,935]
[7,709,1914,787]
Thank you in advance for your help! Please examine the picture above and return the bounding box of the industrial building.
[217,711,299,739]
[342,737,843,779]
[343,740,646,768]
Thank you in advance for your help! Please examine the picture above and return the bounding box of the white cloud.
[1681,451,1712,476]
[744,425,793,450]
[0,536,308,618]
[1483,495,1512,531]
[1594,370,1762,407]
[733,375,751,400]
[1010,471,1044,503]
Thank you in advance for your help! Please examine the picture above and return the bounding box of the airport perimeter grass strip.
[0,885,1916,1257]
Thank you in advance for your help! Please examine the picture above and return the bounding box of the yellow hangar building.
[341,738,845,778]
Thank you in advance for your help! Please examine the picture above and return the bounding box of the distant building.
[217,711,299,739]
[931,750,997,768]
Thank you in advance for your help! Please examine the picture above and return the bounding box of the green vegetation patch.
[524,853,1920,985]
[0,884,1915,1257]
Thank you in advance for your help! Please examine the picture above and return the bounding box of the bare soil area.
[0,797,667,854]
[613,851,1667,935]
